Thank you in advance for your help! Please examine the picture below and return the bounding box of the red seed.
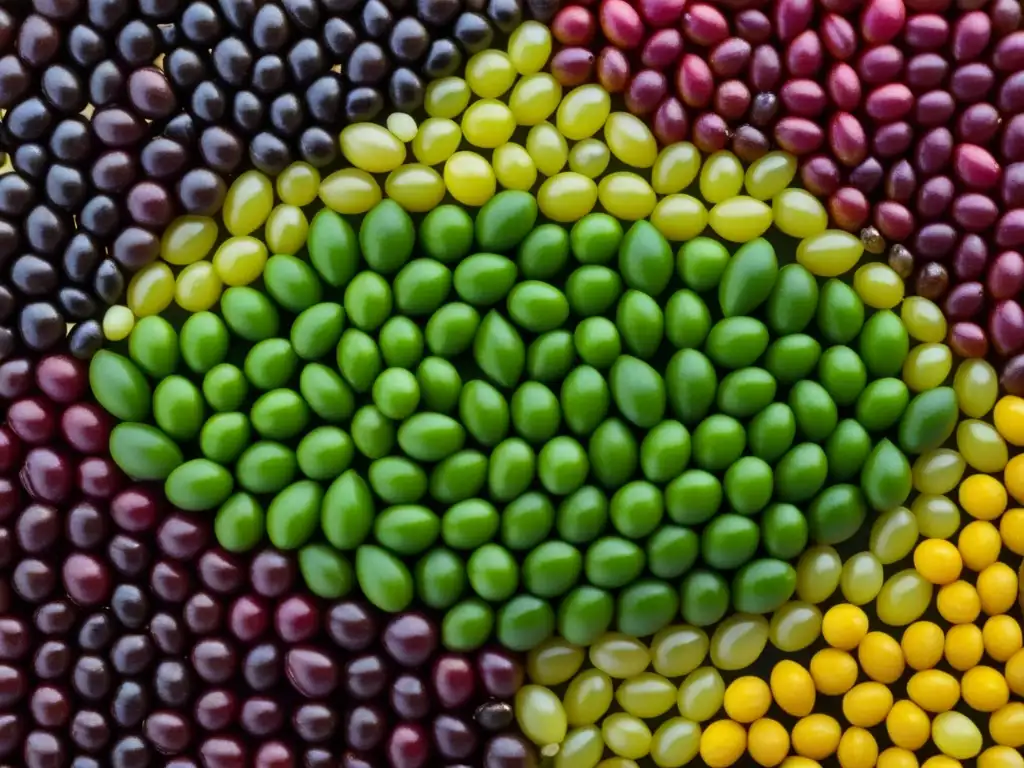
[865,83,913,122]
[916,175,955,219]
[904,13,949,50]
[638,0,685,27]
[714,80,752,122]
[774,0,814,42]
[551,6,597,46]
[692,112,730,153]
[549,47,595,86]
[682,3,729,47]
[709,37,752,79]
[780,79,827,117]
[949,322,989,359]
[749,44,782,91]
[874,200,915,241]
[988,251,1024,301]
[653,96,688,144]
[873,121,913,158]
[625,70,668,116]
[829,112,868,167]
[861,0,907,44]
[885,159,917,203]
[994,32,1024,71]
[1003,163,1024,208]
[821,0,861,11]
[953,144,1001,190]
[905,52,949,91]
[999,71,1024,113]
[850,157,885,193]
[991,0,1022,37]
[828,187,871,230]
[997,210,1024,249]
[599,0,645,49]
[785,30,823,79]
[951,62,995,102]
[914,90,956,126]
[944,282,985,320]
[914,127,953,175]
[827,63,863,111]
[642,28,683,70]
[914,222,958,258]
[731,124,771,162]
[953,193,1000,231]
[801,155,842,196]
[676,54,714,109]
[990,300,1024,357]
[952,10,991,61]
[774,117,824,155]
[1003,116,1024,162]
[956,103,1001,145]
[857,45,905,84]
[954,234,989,280]
[907,0,951,10]
[596,46,630,93]
[734,10,772,43]
[821,14,858,60]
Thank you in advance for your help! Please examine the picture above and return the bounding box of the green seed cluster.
[90,190,959,652]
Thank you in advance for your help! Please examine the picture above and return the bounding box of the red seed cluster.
[0,351,531,768]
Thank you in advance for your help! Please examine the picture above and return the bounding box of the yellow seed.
[700,150,745,204]
[515,684,567,750]
[650,624,708,678]
[384,164,446,213]
[615,673,677,719]
[989,702,1024,747]
[961,665,1010,712]
[465,49,516,98]
[603,111,657,168]
[937,580,981,624]
[708,197,773,243]
[126,262,174,317]
[859,631,905,684]
[979,745,1024,768]
[556,725,603,768]
[526,122,568,177]
[102,305,135,342]
[723,676,771,723]
[768,601,822,652]
[959,519,1002,570]
[747,718,789,768]
[982,615,1023,662]
[508,21,552,75]
[652,142,701,195]
[677,667,725,722]
[650,195,708,242]
[461,99,516,148]
[770,660,816,718]
[878,747,919,768]
[492,143,537,191]
[538,173,598,223]
[265,204,308,255]
[589,633,650,679]
[900,621,945,671]
[275,161,320,206]
[557,84,612,142]
[339,123,406,173]
[425,77,471,119]
[795,229,865,277]
[822,604,869,651]
[945,624,984,672]
[212,237,268,287]
[223,170,273,237]
[319,169,382,214]
[772,188,828,239]
[568,138,610,178]
[174,260,221,313]
[699,720,746,768]
[160,215,218,265]
[709,613,769,671]
[650,717,701,768]
[887,699,932,750]
[853,261,905,309]
[810,648,858,695]
[791,714,841,760]
[843,682,894,727]
[563,668,613,727]
[412,117,462,166]
[597,172,657,221]
[744,151,798,200]
[508,73,562,126]
[932,711,983,760]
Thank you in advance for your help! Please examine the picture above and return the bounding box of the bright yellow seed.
[837,727,878,768]
[526,121,569,177]
[538,172,598,223]
[443,152,496,208]
[102,305,135,341]
[461,99,516,148]
[465,50,516,98]
[507,21,552,74]
[901,296,947,342]
[744,151,797,200]
[492,143,537,191]
[514,684,567,751]
[174,260,221,313]
[699,720,746,768]
[568,138,610,178]
[557,84,612,142]
[723,676,771,723]
[932,711,983,760]
[747,718,789,768]
[770,660,816,717]
[650,195,708,242]
[652,142,701,195]
[995,395,1024,445]
[858,631,905,684]
[424,77,471,119]
[412,117,462,166]
[212,237,268,287]
[319,169,382,214]
[982,614,1023,662]
[223,170,273,237]
[945,623,984,672]
[886,699,932,750]
[791,714,841,760]
[843,682,894,728]
[598,172,657,221]
[384,164,446,213]
[810,648,858,695]
[339,123,406,173]
[126,262,174,317]
[989,702,1024,747]
[386,112,418,143]
[914,538,963,584]
[603,111,657,168]
[708,197,773,243]
[772,188,828,239]
[907,669,961,713]
[265,204,308,255]
[508,73,562,126]
[160,215,217,265]
[795,229,864,276]
[937,580,981,624]
[822,603,869,650]
[900,621,945,671]
[275,161,320,206]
